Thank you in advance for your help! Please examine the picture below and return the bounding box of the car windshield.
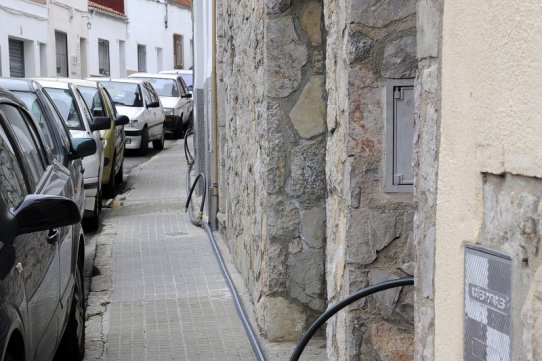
[43,88,85,130]
[12,91,57,154]
[132,78,179,97]
[101,81,142,107]
[79,86,106,117]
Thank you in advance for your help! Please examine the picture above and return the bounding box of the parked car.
[35,79,110,230]
[0,87,94,361]
[159,69,193,93]
[128,72,193,138]
[54,78,129,198]
[0,78,87,218]
[92,78,165,155]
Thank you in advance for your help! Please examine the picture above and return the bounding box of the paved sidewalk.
[84,140,255,361]
[83,139,327,361]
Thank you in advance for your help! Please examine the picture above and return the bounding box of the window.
[0,123,27,208]
[173,34,184,69]
[79,86,105,117]
[9,38,25,78]
[141,85,152,106]
[137,45,146,72]
[55,31,68,77]
[98,39,110,76]
[0,104,47,188]
[386,79,414,193]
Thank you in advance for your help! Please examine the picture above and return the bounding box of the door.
[55,31,68,77]
[0,102,64,360]
[9,39,25,78]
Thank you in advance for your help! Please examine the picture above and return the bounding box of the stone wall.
[216,0,327,341]
[323,0,417,359]
[413,0,442,360]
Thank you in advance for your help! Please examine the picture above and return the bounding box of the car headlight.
[164,108,174,116]
[130,118,139,127]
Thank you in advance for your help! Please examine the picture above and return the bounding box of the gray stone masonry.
[413,1,443,360]
[216,0,327,341]
[324,0,417,359]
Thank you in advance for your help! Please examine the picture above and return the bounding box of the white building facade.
[0,0,192,80]
[124,0,192,74]
[0,0,49,78]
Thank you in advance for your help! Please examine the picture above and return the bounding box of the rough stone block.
[371,212,399,251]
[346,30,374,64]
[369,270,401,317]
[417,0,440,59]
[370,322,414,361]
[351,0,415,27]
[347,215,378,265]
[265,16,308,98]
[267,198,301,242]
[259,296,307,341]
[382,35,417,78]
[521,264,542,360]
[301,207,326,249]
[290,139,327,209]
[265,0,291,15]
[300,1,323,45]
[288,248,325,311]
[289,76,327,139]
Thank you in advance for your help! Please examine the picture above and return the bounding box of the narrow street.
[82,139,256,361]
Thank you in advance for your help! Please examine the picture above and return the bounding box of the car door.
[141,84,157,138]
[0,102,72,360]
[101,86,125,175]
[147,83,164,137]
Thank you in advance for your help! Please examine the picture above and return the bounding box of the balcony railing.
[91,0,124,14]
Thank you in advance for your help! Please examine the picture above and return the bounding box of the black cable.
[289,277,414,361]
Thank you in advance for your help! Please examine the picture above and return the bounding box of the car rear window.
[12,91,58,156]
[132,78,179,98]
[101,81,142,107]
[43,88,85,130]
[79,86,106,117]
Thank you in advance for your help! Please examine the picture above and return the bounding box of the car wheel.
[115,162,124,185]
[174,118,184,139]
[138,128,149,156]
[103,154,116,199]
[153,125,165,150]
[56,260,85,360]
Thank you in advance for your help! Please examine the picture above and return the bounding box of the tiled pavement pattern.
[103,141,256,361]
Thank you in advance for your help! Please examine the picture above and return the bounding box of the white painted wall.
[125,0,192,74]
[0,0,48,77]
[87,10,128,78]
[47,0,89,78]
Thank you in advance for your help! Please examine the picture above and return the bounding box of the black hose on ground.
[183,130,267,361]
[289,277,415,361]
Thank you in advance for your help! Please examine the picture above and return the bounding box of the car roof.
[0,77,35,92]
[159,69,192,75]
[89,77,146,85]
[40,77,99,89]
[33,78,71,90]
[128,73,179,80]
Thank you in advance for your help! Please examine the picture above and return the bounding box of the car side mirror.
[11,195,81,236]
[69,137,97,159]
[90,116,112,131]
[115,114,129,126]
[181,93,192,99]
[147,101,160,108]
